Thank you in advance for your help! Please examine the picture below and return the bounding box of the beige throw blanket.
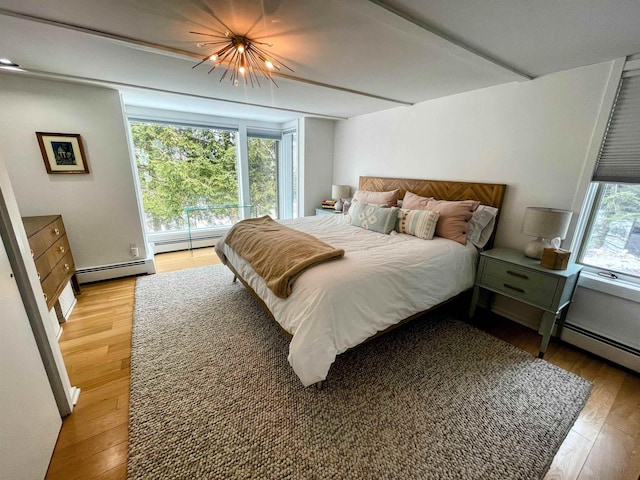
[219,216,345,298]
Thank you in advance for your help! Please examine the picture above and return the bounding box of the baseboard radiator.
[75,255,156,283]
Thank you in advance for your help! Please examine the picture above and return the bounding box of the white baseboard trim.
[76,254,156,283]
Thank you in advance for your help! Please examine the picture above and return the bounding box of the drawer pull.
[37,272,41,280]
[503,283,526,294]
[64,263,70,271]
[59,246,65,253]
[43,293,48,301]
[54,228,60,235]
[506,270,529,280]
[30,249,34,258]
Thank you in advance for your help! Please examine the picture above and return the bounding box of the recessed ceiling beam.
[366,0,533,81]
[2,67,347,120]
[0,8,413,106]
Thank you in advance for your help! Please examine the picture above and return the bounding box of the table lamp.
[332,185,351,212]
[521,207,572,259]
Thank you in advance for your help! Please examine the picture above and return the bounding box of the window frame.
[571,56,640,292]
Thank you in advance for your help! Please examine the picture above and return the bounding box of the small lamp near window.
[332,185,351,212]
[521,207,573,259]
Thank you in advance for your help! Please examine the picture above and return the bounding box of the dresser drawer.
[480,260,558,309]
[28,217,66,259]
[40,251,75,308]
[34,235,71,281]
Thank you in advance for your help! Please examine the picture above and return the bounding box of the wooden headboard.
[359,176,506,210]
[359,176,507,249]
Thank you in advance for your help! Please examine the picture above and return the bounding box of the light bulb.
[209,54,217,62]
[237,44,245,54]
[239,66,246,75]
[234,79,239,87]
[265,61,274,69]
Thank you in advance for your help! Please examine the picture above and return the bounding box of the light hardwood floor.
[46,249,640,480]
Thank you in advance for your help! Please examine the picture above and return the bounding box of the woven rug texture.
[128,265,591,480]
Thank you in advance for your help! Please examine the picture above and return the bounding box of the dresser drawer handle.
[53,228,60,235]
[503,283,526,294]
[506,270,529,280]
[30,249,34,258]
[59,246,65,253]
[37,272,41,280]
[64,263,70,271]
[43,293,48,301]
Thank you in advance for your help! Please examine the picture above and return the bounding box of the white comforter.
[221,214,478,386]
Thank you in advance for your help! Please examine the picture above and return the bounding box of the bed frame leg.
[315,380,326,391]
[232,274,237,283]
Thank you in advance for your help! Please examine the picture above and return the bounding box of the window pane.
[248,137,278,218]
[131,122,239,233]
[580,183,640,278]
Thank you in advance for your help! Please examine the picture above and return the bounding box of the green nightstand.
[469,247,582,358]
[315,208,342,216]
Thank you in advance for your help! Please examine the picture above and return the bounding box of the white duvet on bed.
[221,214,478,387]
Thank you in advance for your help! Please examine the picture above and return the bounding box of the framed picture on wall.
[36,132,89,174]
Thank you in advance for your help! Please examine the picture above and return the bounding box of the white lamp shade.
[521,207,572,240]
[331,184,351,200]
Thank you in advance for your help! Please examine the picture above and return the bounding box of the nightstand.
[469,247,582,358]
[315,208,342,216]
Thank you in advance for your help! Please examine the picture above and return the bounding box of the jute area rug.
[128,265,591,480]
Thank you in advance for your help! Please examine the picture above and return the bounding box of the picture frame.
[36,132,89,174]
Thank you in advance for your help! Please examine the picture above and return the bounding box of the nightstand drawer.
[481,261,558,309]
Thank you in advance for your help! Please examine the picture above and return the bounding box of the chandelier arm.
[193,57,210,69]
[244,48,269,78]
[189,31,230,39]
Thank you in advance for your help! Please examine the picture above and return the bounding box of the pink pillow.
[425,199,480,245]
[402,191,434,210]
[352,189,399,207]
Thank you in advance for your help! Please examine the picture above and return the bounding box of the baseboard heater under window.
[152,233,223,247]
[76,259,147,274]
[564,322,640,357]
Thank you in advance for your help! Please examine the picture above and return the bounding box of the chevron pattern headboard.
[358,176,506,210]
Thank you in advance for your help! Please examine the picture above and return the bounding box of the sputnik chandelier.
[191,29,293,87]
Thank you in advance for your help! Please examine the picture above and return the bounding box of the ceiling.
[1,0,640,123]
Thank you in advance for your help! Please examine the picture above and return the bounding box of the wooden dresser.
[22,215,80,312]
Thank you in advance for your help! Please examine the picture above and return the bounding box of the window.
[130,122,239,233]
[579,183,640,278]
[576,59,640,283]
[128,115,299,248]
[248,136,279,218]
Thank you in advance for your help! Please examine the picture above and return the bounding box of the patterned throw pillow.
[349,201,399,234]
[395,209,440,239]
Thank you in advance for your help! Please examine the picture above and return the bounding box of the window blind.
[593,71,640,183]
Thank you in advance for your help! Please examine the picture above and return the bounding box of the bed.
[216,176,506,387]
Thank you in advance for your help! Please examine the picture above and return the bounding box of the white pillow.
[467,205,499,248]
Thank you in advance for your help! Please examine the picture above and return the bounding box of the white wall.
[0,73,149,279]
[333,60,640,371]
[333,61,614,251]
[300,117,335,216]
